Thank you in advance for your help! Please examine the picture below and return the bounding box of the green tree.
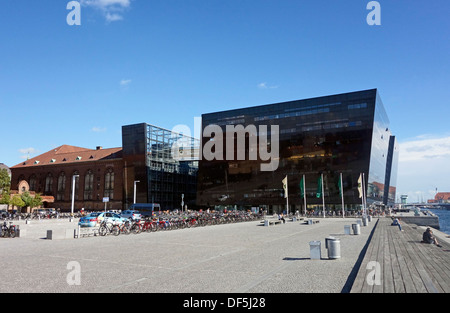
[0,168,10,192]
[0,188,10,205]
[10,195,25,209]
[31,193,43,209]
[20,191,43,212]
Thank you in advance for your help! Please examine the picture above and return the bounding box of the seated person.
[422,228,442,247]
[391,217,402,231]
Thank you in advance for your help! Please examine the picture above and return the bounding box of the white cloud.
[19,147,39,160]
[257,82,278,89]
[396,135,450,202]
[399,135,450,162]
[91,126,107,132]
[106,13,123,22]
[81,0,131,9]
[81,0,132,22]
[120,79,132,86]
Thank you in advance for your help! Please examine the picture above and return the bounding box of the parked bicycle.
[119,220,132,235]
[99,221,120,236]
[141,218,154,232]
[1,220,16,238]
[130,219,143,234]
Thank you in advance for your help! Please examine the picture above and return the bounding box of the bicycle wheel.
[99,225,107,236]
[123,225,131,235]
[132,224,141,234]
[112,225,120,236]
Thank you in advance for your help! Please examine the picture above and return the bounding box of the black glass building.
[196,89,398,213]
[122,123,199,210]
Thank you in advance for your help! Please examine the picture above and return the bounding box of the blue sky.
[1,0,449,203]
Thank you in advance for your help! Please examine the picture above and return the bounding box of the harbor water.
[429,209,450,235]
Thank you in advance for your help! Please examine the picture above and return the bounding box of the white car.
[121,210,142,220]
[97,212,128,225]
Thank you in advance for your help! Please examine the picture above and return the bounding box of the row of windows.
[212,102,368,124]
[25,169,115,201]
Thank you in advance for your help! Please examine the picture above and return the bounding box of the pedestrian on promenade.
[278,213,286,224]
[422,228,442,247]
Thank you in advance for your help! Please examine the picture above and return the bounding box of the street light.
[133,180,140,204]
[70,174,79,222]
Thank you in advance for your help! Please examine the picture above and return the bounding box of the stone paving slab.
[0,217,376,293]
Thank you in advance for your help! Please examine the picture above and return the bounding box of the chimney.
[96,146,103,150]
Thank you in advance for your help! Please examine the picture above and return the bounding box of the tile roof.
[435,192,450,201]
[11,145,122,168]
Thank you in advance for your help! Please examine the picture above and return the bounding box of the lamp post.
[133,180,140,204]
[70,174,79,222]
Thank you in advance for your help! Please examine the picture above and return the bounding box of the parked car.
[127,203,160,217]
[97,212,128,225]
[78,212,101,227]
[35,209,47,215]
[121,210,142,220]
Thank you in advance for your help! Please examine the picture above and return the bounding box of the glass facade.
[197,89,398,212]
[383,135,399,205]
[122,123,199,210]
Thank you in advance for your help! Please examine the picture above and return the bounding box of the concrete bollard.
[309,241,321,260]
[47,229,75,240]
[352,223,361,235]
[344,225,351,235]
[327,237,341,259]
[363,216,368,226]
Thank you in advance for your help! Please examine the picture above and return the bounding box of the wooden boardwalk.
[350,217,450,293]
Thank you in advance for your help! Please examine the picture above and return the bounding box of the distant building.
[428,192,450,204]
[0,163,11,176]
[400,194,408,205]
[10,145,124,212]
[9,123,199,213]
[122,123,199,210]
[197,89,398,213]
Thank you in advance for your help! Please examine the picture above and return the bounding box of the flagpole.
[359,173,364,215]
[321,173,325,218]
[362,173,367,216]
[282,175,289,216]
[286,177,289,216]
[340,173,345,218]
[303,174,307,216]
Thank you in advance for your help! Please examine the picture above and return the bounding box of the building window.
[57,172,66,201]
[29,175,37,191]
[45,173,53,195]
[84,170,94,200]
[104,168,114,200]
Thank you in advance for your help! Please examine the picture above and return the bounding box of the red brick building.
[10,145,124,212]
[428,192,450,204]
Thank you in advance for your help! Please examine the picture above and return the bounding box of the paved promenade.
[0,217,377,293]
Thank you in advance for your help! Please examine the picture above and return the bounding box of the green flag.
[316,175,322,198]
[300,176,305,198]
